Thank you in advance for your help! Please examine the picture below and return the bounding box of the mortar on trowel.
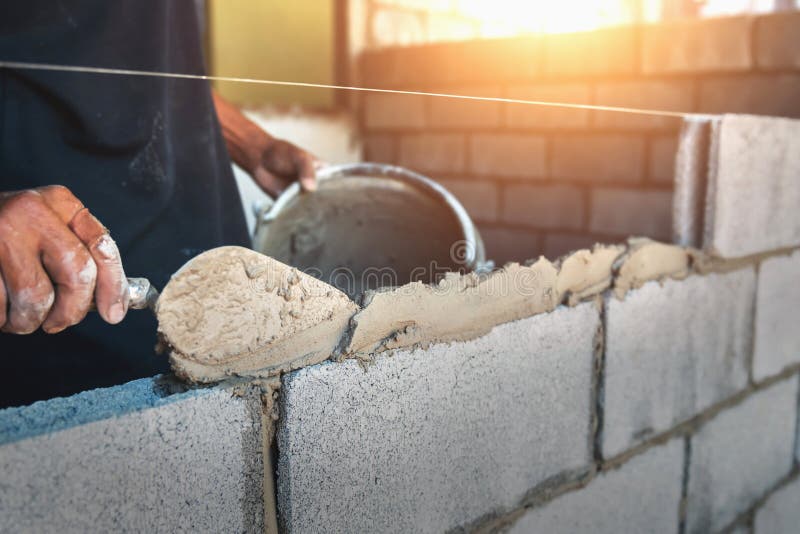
[252,163,489,300]
[156,163,490,384]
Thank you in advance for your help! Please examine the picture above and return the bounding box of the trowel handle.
[90,277,159,313]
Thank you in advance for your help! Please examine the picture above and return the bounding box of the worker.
[0,1,318,407]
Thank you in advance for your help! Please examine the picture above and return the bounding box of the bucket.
[252,163,489,298]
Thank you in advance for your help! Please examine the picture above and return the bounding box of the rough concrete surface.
[555,244,624,305]
[603,269,754,458]
[157,246,357,383]
[704,114,800,257]
[686,378,798,534]
[0,378,265,533]
[753,251,800,381]
[754,476,800,534]
[507,439,684,534]
[673,116,715,247]
[277,304,598,534]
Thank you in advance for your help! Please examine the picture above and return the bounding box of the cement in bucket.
[253,163,488,299]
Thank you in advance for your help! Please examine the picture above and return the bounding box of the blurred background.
[201,0,800,262]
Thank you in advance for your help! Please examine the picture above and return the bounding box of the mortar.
[252,163,487,299]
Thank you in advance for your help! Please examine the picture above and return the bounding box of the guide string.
[0,60,691,119]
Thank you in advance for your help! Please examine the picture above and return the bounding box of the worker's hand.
[212,91,320,197]
[0,186,129,334]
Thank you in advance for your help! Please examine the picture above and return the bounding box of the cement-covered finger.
[68,208,128,324]
[40,230,97,334]
[0,252,55,334]
[294,151,318,192]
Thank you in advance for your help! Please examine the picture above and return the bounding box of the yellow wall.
[207,0,335,108]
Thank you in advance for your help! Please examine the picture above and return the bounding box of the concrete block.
[428,87,502,128]
[686,378,799,534]
[364,93,426,129]
[704,115,800,257]
[642,16,753,74]
[649,135,679,184]
[673,116,715,248]
[470,134,547,178]
[478,225,542,265]
[0,377,265,533]
[363,134,396,163]
[544,27,636,76]
[552,135,645,183]
[506,84,591,129]
[436,179,499,223]
[755,12,800,70]
[277,304,599,534]
[593,81,693,130]
[754,476,800,534]
[603,269,754,458]
[398,134,466,174]
[508,439,684,534]
[698,75,800,119]
[589,188,673,240]
[502,184,584,230]
[753,251,800,381]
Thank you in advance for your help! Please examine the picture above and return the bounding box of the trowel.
[90,277,159,313]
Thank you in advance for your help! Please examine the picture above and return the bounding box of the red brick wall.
[356,12,800,263]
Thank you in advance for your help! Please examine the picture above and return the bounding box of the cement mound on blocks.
[157,246,357,383]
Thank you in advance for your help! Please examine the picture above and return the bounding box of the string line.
[0,60,690,118]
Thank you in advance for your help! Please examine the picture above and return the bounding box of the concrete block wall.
[1,114,799,532]
[356,12,800,263]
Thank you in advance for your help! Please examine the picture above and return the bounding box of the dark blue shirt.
[0,0,249,407]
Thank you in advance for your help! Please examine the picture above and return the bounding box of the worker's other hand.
[0,186,128,334]
[212,91,320,197]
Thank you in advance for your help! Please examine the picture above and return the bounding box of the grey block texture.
[602,269,754,458]
[686,378,798,534]
[673,116,715,247]
[277,304,599,534]
[754,476,800,534]
[753,251,800,382]
[0,378,265,533]
[507,439,684,534]
[704,114,800,257]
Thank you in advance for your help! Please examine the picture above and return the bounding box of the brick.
[506,84,591,129]
[642,16,753,74]
[436,179,499,223]
[0,378,265,532]
[754,477,800,534]
[543,233,605,260]
[470,134,547,178]
[704,115,800,257]
[277,305,598,534]
[649,135,679,184]
[502,184,584,230]
[552,136,645,183]
[363,134,397,163]
[428,87,502,129]
[753,251,800,381]
[603,270,755,458]
[698,75,800,119]
[370,8,426,49]
[755,11,800,70]
[477,225,541,265]
[364,93,426,129]
[508,439,684,534]
[360,38,542,88]
[686,378,798,534]
[544,27,637,76]
[589,188,672,240]
[593,81,693,130]
[398,134,465,174]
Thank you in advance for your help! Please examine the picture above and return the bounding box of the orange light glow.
[458,0,641,35]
